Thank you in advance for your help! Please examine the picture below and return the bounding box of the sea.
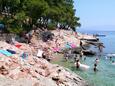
[76,30,115,86]
[53,30,115,86]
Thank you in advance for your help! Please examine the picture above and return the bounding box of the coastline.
[0,29,99,86]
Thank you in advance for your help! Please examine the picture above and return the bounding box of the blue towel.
[21,52,28,59]
[65,43,71,49]
[0,50,12,56]
[7,49,16,54]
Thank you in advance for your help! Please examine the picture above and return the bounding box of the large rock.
[0,39,88,86]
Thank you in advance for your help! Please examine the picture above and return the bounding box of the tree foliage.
[0,0,80,34]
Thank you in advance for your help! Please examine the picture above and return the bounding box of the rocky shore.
[0,30,98,86]
[0,41,89,86]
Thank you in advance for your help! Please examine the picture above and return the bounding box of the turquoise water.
[72,56,115,86]
[54,31,115,86]
[76,31,115,86]
[54,56,115,86]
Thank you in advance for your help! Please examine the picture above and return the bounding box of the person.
[75,32,78,38]
[80,40,86,50]
[110,56,112,61]
[57,69,61,75]
[98,44,105,52]
[93,58,99,72]
[112,60,115,65]
[112,60,115,63]
[80,50,83,58]
[84,57,86,61]
[64,52,68,61]
[80,40,82,48]
[75,59,80,69]
[93,63,98,72]
[95,58,100,64]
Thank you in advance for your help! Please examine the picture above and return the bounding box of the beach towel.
[70,43,76,48]
[52,47,60,52]
[0,50,12,57]
[37,49,43,57]
[7,49,16,54]
[15,44,22,48]
[65,43,71,49]
[21,52,28,59]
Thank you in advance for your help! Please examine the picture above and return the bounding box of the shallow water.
[73,57,115,86]
[53,31,115,86]
[53,56,115,86]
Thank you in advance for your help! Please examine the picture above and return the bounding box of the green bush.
[7,26,23,34]
[47,23,56,30]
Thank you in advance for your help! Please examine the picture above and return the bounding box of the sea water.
[75,30,115,86]
[53,31,115,86]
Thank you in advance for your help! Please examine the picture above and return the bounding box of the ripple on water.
[74,57,115,86]
[53,56,115,86]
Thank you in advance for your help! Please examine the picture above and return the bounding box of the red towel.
[15,44,22,48]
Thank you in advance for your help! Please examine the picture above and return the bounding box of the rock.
[0,38,88,86]
[0,66,9,75]
[33,82,39,86]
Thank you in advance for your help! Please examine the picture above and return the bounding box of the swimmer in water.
[95,58,99,64]
[94,63,98,72]
[112,60,115,65]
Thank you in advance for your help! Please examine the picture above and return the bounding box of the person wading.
[75,59,80,69]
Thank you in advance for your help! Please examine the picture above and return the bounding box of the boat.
[95,34,106,37]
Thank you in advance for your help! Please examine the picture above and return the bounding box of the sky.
[74,0,115,31]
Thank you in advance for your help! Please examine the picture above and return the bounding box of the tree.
[0,0,81,34]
